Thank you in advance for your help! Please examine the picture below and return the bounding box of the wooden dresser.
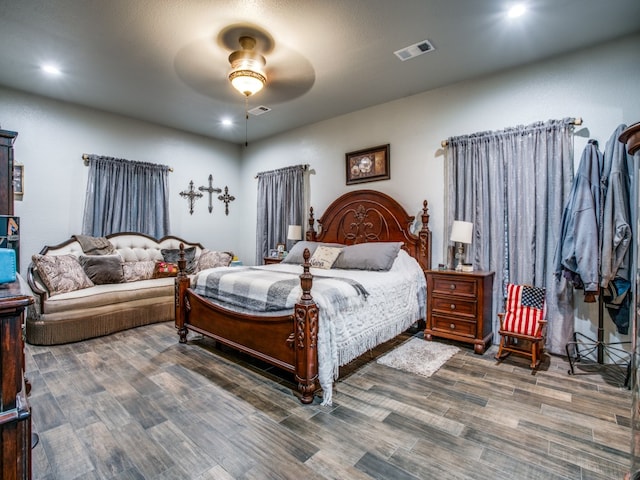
[0,276,34,480]
[425,270,494,354]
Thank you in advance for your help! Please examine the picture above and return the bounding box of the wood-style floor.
[25,322,632,480]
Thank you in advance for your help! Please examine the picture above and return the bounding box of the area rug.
[376,338,459,377]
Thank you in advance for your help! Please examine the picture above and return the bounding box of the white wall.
[240,32,640,356]
[0,88,244,273]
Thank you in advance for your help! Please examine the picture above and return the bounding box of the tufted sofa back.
[37,232,203,261]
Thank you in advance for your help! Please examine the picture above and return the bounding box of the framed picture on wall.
[346,144,390,185]
[13,163,23,195]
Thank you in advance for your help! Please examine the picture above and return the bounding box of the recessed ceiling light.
[41,64,62,75]
[507,4,526,18]
[221,118,233,127]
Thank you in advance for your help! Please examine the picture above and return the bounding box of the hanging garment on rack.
[600,123,632,334]
[554,140,602,300]
[602,278,631,334]
[601,123,632,286]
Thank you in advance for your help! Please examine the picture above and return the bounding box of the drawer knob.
[449,284,456,290]
[450,304,456,310]
[450,323,456,330]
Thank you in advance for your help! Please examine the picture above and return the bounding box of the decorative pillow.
[31,254,94,295]
[281,241,344,264]
[153,261,179,278]
[309,246,343,269]
[73,234,116,255]
[123,261,156,282]
[333,242,403,271]
[161,247,197,274]
[79,254,124,285]
[197,249,233,271]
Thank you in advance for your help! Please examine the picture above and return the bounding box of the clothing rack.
[565,292,631,387]
[564,130,632,388]
[440,117,584,148]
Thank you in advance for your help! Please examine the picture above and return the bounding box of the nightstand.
[263,256,283,265]
[425,270,494,354]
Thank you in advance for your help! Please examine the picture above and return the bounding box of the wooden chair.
[495,283,547,370]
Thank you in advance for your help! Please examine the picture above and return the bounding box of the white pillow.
[309,246,343,269]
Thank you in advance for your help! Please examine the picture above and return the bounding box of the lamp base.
[454,242,464,271]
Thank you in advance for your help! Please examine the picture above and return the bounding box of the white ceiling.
[1,0,639,145]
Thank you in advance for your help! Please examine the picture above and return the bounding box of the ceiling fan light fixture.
[228,36,267,97]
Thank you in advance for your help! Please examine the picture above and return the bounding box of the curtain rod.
[82,153,173,172]
[254,163,309,179]
[440,117,583,148]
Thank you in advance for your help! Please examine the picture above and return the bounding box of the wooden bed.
[174,189,432,404]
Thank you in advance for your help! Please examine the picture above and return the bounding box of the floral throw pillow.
[122,260,156,282]
[32,254,94,295]
[196,250,233,271]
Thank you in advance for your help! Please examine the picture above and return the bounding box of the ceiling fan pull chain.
[245,96,249,147]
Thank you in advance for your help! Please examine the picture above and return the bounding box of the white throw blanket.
[192,250,426,405]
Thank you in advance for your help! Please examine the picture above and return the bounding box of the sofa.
[26,232,233,345]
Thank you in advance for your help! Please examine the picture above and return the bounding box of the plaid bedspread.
[192,266,368,312]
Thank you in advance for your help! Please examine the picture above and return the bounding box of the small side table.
[425,269,494,354]
[263,256,283,265]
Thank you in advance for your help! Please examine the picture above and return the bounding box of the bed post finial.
[177,243,187,275]
[306,207,317,241]
[419,200,432,271]
[421,200,430,233]
[294,247,318,404]
[175,243,190,343]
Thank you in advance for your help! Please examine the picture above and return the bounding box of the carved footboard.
[174,244,319,404]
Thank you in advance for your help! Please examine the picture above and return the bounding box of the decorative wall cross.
[217,186,236,216]
[179,180,203,215]
[198,174,222,213]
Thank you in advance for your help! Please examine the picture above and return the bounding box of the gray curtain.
[446,118,575,354]
[82,155,170,238]
[255,164,306,264]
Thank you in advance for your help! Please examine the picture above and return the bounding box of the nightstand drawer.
[430,296,477,317]
[431,276,477,297]
[432,315,476,337]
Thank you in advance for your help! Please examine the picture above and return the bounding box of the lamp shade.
[450,220,473,244]
[228,36,267,97]
[287,225,302,241]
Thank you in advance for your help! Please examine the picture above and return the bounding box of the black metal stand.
[565,293,631,387]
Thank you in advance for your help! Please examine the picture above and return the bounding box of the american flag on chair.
[503,283,546,336]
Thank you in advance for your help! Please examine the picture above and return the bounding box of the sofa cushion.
[40,278,175,314]
[197,250,233,271]
[161,247,197,274]
[122,261,156,282]
[79,254,124,284]
[32,254,94,295]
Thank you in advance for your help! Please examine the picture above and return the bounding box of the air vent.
[248,105,271,116]
[394,39,435,61]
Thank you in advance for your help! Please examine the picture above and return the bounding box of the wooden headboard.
[306,190,432,273]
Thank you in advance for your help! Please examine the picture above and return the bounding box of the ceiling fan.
[174,23,315,106]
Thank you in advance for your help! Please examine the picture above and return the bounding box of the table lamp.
[450,220,473,271]
[287,225,302,249]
